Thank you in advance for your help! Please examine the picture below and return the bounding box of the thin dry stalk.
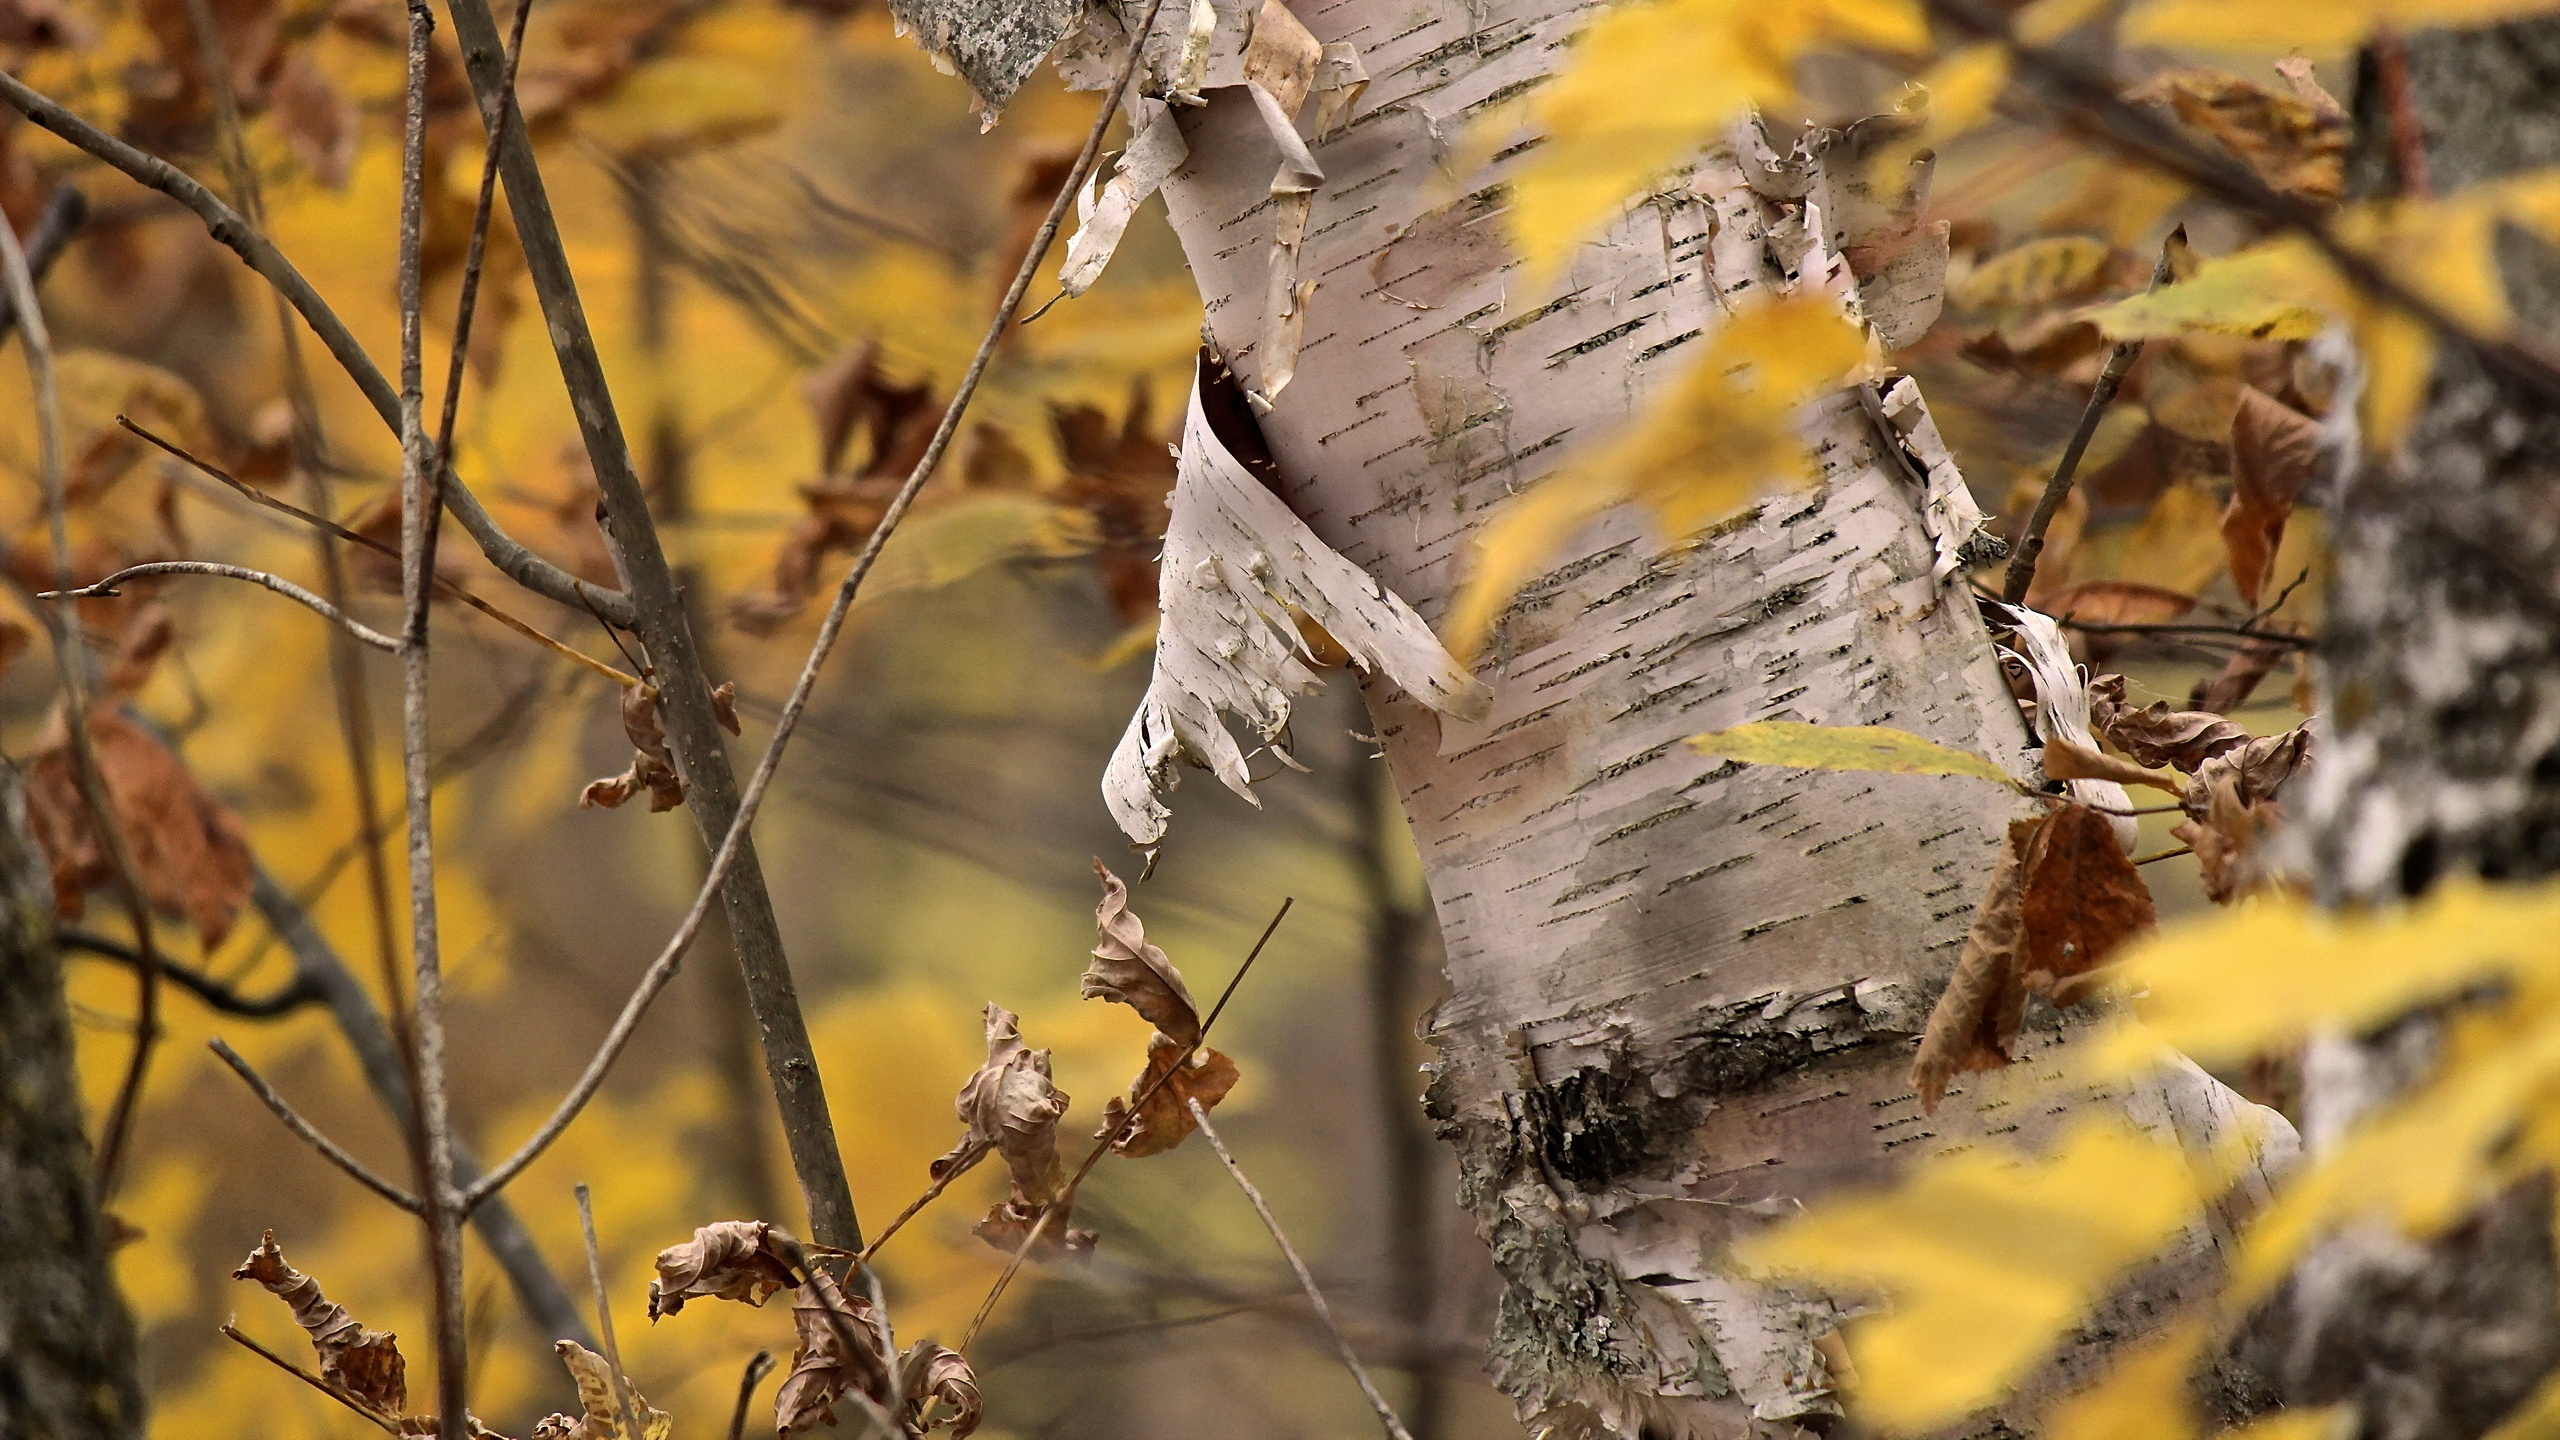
[576,1184,649,1440]
[456,0,1173,1216]
[953,895,1294,1354]
[221,1324,404,1436]
[0,198,167,1199]
[208,1038,423,1213]
[436,0,535,475]
[727,1350,777,1440]
[44,563,403,650]
[1191,1103,1417,1440]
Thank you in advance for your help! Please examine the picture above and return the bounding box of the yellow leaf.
[2016,0,2115,42]
[1503,0,1926,280]
[1447,297,1865,655]
[2113,479,2229,598]
[1688,721,2018,787]
[2228,1410,2354,1440]
[2096,879,2560,1071]
[1950,236,2115,312]
[2118,0,2560,53]
[1899,44,2009,167]
[2044,1320,2204,1440]
[1742,1123,2207,1434]
[2085,241,2331,342]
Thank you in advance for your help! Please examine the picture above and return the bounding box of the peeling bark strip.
[0,773,145,1439]
[1043,0,2287,1432]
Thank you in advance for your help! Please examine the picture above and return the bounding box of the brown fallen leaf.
[28,711,255,946]
[581,684,684,812]
[2191,633,2296,714]
[2222,385,2323,607]
[777,1269,894,1434]
[535,1340,670,1440]
[2189,725,2314,810]
[1912,817,2036,1111]
[2173,776,2281,904]
[1053,380,1176,623]
[2088,673,2253,772]
[2039,736,2184,795]
[233,1230,407,1415]
[1097,1030,1240,1158]
[897,1341,984,1439]
[646,1220,797,1320]
[2019,803,2157,1006]
[2126,67,2347,207]
[1084,861,1204,1043]
[710,680,742,736]
[2039,580,2196,627]
[931,1004,1097,1258]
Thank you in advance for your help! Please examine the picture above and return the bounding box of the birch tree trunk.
[2278,19,2560,1439]
[0,773,144,1440]
[1121,2,2288,1433]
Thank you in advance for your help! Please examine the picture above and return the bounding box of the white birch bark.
[1049,0,2290,1431]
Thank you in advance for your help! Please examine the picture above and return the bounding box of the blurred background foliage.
[0,0,2329,1432]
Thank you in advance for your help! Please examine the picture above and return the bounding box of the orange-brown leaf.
[2018,803,2156,1005]
[896,1342,983,1440]
[1912,817,2035,1110]
[2040,736,2183,793]
[1083,861,1203,1044]
[2038,580,2195,627]
[776,1270,892,1434]
[2221,385,2323,607]
[27,712,254,946]
[2126,67,2346,207]
[580,685,683,813]
[234,1230,407,1415]
[1098,1032,1239,1158]
[646,1220,797,1320]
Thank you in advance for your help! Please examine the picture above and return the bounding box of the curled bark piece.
[1102,354,1490,846]
[1992,601,2137,850]
[233,1230,408,1415]
[1306,42,1366,138]
[1871,376,1999,583]
[1058,98,1188,298]
[1248,81,1324,410]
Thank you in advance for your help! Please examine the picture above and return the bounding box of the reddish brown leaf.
[2018,803,2156,1005]
[1083,861,1203,1043]
[268,50,357,187]
[2171,735,2308,905]
[28,711,254,946]
[2039,580,2196,627]
[1097,1031,1239,1158]
[897,1342,983,1440]
[2089,673,2253,772]
[1053,380,1176,623]
[2192,633,2296,714]
[1912,817,2035,1111]
[776,1270,893,1434]
[580,685,684,813]
[646,1220,797,1321]
[2222,386,2323,607]
[234,1230,407,1415]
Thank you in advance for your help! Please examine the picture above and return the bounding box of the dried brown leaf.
[2040,736,2183,794]
[29,711,254,945]
[1098,1031,1239,1158]
[2222,385,2323,607]
[2192,633,2295,714]
[710,680,742,736]
[2088,673,2254,771]
[897,1342,983,1439]
[581,685,684,813]
[1084,861,1203,1043]
[0,615,27,686]
[970,1194,1099,1262]
[233,1230,407,1415]
[1912,817,2035,1110]
[2127,67,2347,207]
[541,1340,670,1440]
[777,1270,893,1434]
[933,1004,1071,1199]
[2019,803,2156,1005]
[2039,580,2195,627]
[646,1220,797,1321]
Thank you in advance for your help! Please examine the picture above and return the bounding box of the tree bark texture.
[0,772,145,1440]
[1131,4,2288,1434]
[2281,19,2560,1440]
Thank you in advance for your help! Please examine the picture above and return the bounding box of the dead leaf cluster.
[234,1231,518,1437]
[932,1003,1097,1261]
[1085,860,1240,1155]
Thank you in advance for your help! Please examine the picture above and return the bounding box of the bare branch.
[576,1184,649,1440]
[727,1351,778,1440]
[208,1038,424,1214]
[43,562,404,651]
[1191,1104,1418,1440]
[221,1324,404,1436]
[0,183,85,345]
[62,929,322,1018]
[0,195,167,1199]
[0,69,636,625]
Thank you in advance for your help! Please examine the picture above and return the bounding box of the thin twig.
[0,70,636,624]
[2049,618,2315,649]
[221,1324,404,1436]
[116,417,636,685]
[856,1143,983,1266]
[2002,235,2178,602]
[43,563,404,650]
[2135,845,2194,865]
[0,197,166,1199]
[208,1039,424,1213]
[728,1350,777,1440]
[0,182,86,345]
[1191,1104,1417,1440]
[2373,27,2433,200]
[62,929,322,1017]
[577,1184,649,1440]
[955,894,1294,1353]
[456,0,1172,1217]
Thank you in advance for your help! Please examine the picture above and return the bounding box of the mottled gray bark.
[0,772,144,1440]
[1120,2,2287,1432]
[2282,18,2560,1440]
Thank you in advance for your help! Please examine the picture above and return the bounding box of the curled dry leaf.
[1913,818,2034,1111]
[972,1193,1100,1262]
[2040,736,2184,795]
[2191,632,2296,714]
[2125,67,2347,207]
[535,1341,671,1440]
[1084,861,1204,1042]
[777,1269,894,1434]
[2088,673,2252,772]
[2018,803,2157,1006]
[233,1230,407,1415]
[28,711,255,946]
[580,684,685,813]
[2174,776,2283,904]
[898,1342,984,1439]
[2222,385,2323,607]
[934,1004,1096,1259]
[1099,1030,1241,1158]
[710,680,742,736]
[646,1219,797,1320]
